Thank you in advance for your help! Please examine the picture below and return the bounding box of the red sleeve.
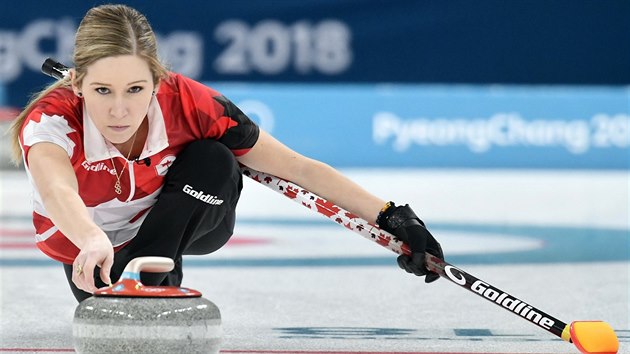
[175,74,260,156]
[19,88,83,166]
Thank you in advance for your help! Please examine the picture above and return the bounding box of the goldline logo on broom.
[444,265,555,330]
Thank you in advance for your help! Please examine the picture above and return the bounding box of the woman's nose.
[109,97,128,118]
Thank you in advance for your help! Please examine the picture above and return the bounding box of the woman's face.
[75,55,156,145]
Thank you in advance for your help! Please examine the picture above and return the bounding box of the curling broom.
[241,167,619,354]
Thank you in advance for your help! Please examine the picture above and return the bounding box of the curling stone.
[73,257,222,354]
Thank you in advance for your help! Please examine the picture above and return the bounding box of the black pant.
[64,139,243,302]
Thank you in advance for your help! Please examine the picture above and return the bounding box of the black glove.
[376,202,444,283]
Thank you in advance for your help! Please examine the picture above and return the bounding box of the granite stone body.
[73,296,222,354]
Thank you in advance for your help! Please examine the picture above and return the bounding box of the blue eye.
[95,87,110,94]
[129,86,144,93]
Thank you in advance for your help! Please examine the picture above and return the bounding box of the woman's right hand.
[71,231,114,294]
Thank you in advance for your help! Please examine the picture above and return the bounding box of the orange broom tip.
[570,321,619,354]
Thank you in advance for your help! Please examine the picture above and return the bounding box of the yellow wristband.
[377,201,395,225]
[380,201,393,214]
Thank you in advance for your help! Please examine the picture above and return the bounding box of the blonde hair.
[9,4,168,164]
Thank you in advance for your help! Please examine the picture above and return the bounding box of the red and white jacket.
[19,73,259,264]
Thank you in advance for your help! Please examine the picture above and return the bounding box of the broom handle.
[241,166,571,342]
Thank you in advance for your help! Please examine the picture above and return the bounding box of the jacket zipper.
[125,160,136,203]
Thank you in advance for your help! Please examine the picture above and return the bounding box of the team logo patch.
[155,155,176,176]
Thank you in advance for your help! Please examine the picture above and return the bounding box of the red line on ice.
[0,229,34,237]
[1,351,538,354]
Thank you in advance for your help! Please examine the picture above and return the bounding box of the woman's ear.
[153,82,160,96]
[69,69,82,97]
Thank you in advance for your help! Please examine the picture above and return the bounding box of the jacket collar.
[83,96,169,162]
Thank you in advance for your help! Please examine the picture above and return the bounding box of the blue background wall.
[1,0,628,169]
[2,0,629,107]
[213,83,629,169]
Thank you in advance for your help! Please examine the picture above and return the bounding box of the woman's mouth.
[108,125,130,132]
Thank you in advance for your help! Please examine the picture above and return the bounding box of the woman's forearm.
[38,182,104,249]
[28,143,105,250]
[292,159,386,223]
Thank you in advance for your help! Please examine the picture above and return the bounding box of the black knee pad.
[168,139,238,183]
[163,139,242,207]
